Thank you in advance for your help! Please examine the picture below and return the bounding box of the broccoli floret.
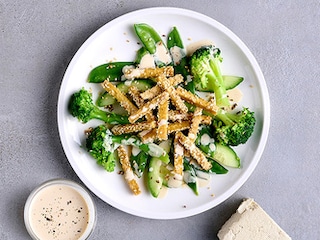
[86,125,116,172]
[68,88,130,124]
[86,124,169,172]
[213,107,256,146]
[190,45,230,107]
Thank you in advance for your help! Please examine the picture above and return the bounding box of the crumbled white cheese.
[218,198,291,240]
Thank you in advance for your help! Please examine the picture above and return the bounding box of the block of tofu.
[218,198,291,240]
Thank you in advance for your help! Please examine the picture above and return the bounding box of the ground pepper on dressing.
[29,184,90,240]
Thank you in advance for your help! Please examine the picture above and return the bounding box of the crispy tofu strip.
[140,74,183,100]
[117,145,141,195]
[156,75,188,113]
[173,134,184,175]
[188,107,203,142]
[157,98,169,141]
[128,85,144,107]
[168,121,191,133]
[199,115,212,125]
[111,121,156,135]
[176,132,212,171]
[168,110,192,122]
[128,86,155,122]
[129,92,169,123]
[168,110,212,124]
[124,66,174,80]
[138,129,157,143]
[176,86,219,115]
[101,80,138,115]
[139,121,190,143]
[139,117,212,143]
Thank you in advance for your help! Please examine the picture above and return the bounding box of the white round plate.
[57,7,270,219]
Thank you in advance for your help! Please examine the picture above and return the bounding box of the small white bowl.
[24,179,96,240]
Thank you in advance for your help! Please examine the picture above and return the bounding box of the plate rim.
[57,6,270,219]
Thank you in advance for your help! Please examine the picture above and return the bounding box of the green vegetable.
[135,46,151,65]
[134,23,172,66]
[147,140,172,197]
[86,125,169,173]
[195,75,244,92]
[195,126,230,172]
[212,143,240,168]
[111,135,169,163]
[167,26,184,49]
[96,79,155,107]
[86,125,116,172]
[88,62,133,83]
[167,26,191,90]
[190,46,229,107]
[213,107,256,146]
[68,88,130,124]
[130,147,149,178]
[183,159,198,195]
[134,23,162,54]
[147,157,164,198]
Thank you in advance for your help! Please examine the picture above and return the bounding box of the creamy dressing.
[186,39,215,56]
[167,173,183,188]
[154,42,172,65]
[138,53,156,69]
[227,88,243,104]
[28,184,90,240]
[169,46,185,65]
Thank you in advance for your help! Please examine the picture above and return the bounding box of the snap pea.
[183,159,198,195]
[134,23,172,67]
[167,27,192,93]
[167,26,184,49]
[88,62,133,83]
[134,23,162,54]
[135,46,150,64]
[131,148,150,178]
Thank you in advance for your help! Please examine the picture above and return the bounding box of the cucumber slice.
[195,75,244,92]
[96,79,154,107]
[147,139,172,197]
[148,157,164,198]
[213,143,240,168]
[223,75,244,90]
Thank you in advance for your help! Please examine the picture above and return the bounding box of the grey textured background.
[1,1,319,239]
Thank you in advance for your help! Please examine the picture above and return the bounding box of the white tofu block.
[218,198,291,240]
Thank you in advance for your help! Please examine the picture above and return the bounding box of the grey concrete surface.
[1,1,319,239]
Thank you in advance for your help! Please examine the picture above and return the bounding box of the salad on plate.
[68,23,256,198]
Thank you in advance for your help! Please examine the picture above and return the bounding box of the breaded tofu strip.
[138,117,211,143]
[123,66,174,80]
[117,145,141,195]
[156,75,188,113]
[140,74,183,100]
[157,98,169,141]
[176,86,219,115]
[173,134,184,175]
[176,132,212,171]
[168,110,193,122]
[101,80,138,115]
[188,107,203,142]
[129,92,169,123]
[111,121,157,135]
[128,86,155,122]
